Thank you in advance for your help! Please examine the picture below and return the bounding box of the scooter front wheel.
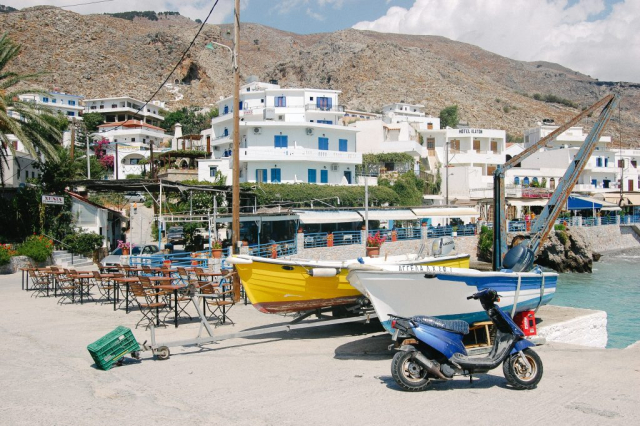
[503,348,543,390]
[391,351,431,392]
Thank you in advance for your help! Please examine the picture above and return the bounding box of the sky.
[3,0,637,82]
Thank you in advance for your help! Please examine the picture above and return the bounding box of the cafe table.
[147,276,187,328]
[112,277,139,312]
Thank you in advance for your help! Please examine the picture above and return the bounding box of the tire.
[503,348,543,390]
[391,350,432,392]
[155,346,170,361]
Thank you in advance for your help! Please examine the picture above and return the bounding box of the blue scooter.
[389,289,543,391]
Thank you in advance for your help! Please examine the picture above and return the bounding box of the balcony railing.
[305,104,345,112]
[239,147,361,163]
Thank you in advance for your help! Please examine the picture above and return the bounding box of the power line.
[60,0,115,8]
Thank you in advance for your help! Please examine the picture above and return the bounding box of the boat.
[346,264,557,333]
[227,252,471,314]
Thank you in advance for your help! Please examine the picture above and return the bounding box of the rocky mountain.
[2,6,639,142]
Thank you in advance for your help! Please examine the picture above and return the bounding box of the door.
[343,171,352,184]
[629,180,634,191]
[270,168,281,183]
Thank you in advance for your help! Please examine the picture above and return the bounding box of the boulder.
[536,229,593,273]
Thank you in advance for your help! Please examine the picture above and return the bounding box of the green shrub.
[554,224,566,231]
[17,235,54,262]
[477,226,493,262]
[556,230,568,245]
[63,232,104,255]
[0,244,17,266]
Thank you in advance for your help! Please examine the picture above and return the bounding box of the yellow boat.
[228,253,471,314]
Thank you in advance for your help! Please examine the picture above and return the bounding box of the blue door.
[339,139,348,152]
[271,168,281,183]
[344,171,352,184]
[320,170,328,183]
[317,96,332,111]
[308,169,317,183]
[224,105,229,114]
[318,137,329,150]
[256,169,267,183]
[274,135,288,148]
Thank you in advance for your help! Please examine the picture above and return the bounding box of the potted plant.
[117,240,133,255]
[391,230,398,242]
[211,240,224,259]
[270,244,278,259]
[327,233,334,247]
[366,231,386,257]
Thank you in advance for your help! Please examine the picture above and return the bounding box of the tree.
[439,105,459,129]
[161,106,219,135]
[0,34,62,185]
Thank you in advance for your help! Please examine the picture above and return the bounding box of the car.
[124,192,145,203]
[167,226,185,245]
[102,244,160,269]
[194,228,210,238]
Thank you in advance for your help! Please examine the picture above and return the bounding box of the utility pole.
[445,141,449,205]
[86,132,91,179]
[115,143,119,180]
[70,117,76,158]
[231,0,242,302]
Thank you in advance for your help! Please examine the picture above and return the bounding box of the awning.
[411,207,478,217]
[507,198,550,207]
[357,209,417,221]
[567,195,620,211]
[602,193,640,206]
[215,214,298,223]
[296,210,363,224]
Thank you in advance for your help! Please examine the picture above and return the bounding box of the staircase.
[52,250,94,268]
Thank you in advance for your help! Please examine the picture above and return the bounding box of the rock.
[536,229,593,273]
[593,252,602,262]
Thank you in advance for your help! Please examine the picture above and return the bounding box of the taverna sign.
[42,195,64,205]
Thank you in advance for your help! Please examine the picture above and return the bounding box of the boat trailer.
[141,287,377,360]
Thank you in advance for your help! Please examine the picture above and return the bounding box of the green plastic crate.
[87,326,140,371]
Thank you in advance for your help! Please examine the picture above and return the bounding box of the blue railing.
[455,224,477,236]
[600,216,617,225]
[247,239,297,258]
[332,230,362,246]
[426,226,453,238]
[304,232,328,248]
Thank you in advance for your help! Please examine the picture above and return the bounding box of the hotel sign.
[458,129,483,134]
[42,195,64,205]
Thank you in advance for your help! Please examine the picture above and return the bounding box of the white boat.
[346,264,557,333]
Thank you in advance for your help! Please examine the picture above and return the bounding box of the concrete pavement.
[1,271,638,425]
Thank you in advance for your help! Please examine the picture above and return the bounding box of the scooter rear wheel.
[391,351,432,392]
[503,348,543,390]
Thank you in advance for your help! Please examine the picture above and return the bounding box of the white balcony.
[239,146,361,164]
[448,150,504,165]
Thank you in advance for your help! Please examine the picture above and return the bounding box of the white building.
[94,120,168,179]
[19,91,84,120]
[520,123,637,193]
[382,102,439,129]
[0,136,41,187]
[197,81,361,185]
[68,192,126,250]
[84,97,166,127]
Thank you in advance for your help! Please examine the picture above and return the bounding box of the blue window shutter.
[274,135,279,148]
[308,169,317,183]
[239,101,243,111]
[271,168,281,183]
[339,139,347,152]
[224,105,229,114]
[282,135,288,148]
[320,170,328,183]
[318,137,328,150]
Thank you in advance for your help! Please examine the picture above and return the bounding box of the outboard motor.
[432,236,455,257]
[502,244,535,272]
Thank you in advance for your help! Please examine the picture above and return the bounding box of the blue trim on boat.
[434,273,557,292]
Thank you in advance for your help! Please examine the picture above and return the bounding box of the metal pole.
[86,135,91,179]
[70,117,76,159]
[445,141,449,205]
[231,0,241,255]
[158,179,163,250]
[115,143,119,180]
[364,173,369,238]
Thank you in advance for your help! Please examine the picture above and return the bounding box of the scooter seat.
[412,315,469,335]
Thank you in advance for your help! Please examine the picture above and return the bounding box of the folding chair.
[129,281,169,329]
[199,282,235,325]
[56,269,78,304]
[28,270,50,298]
[92,271,115,303]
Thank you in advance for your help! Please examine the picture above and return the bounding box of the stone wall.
[537,306,608,348]
[577,225,640,252]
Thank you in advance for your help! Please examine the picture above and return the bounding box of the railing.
[247,239,297,258]
[304,232,328,248]
[332,230,362,246]
[600,216,618,225]
[305,104,345,112]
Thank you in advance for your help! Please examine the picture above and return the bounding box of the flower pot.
[270,244,278,259]
[391,231,397,242]
[366,246,380,257]
[212,248,223,259]
[297,228,303,233]
[122,248,130,255]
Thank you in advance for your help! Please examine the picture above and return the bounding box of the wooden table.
[148,278,185,328]
[68,273,94,304]
[112,277,139,312]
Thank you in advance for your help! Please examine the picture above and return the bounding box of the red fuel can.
[514,310,537,336]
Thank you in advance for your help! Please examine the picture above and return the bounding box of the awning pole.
[158,179,163,250]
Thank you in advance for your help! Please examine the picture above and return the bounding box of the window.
[317,120,333,124]
[51,99,57,104]
[596,157,602,167]
[224,105,229,114]
[449,139,460,151]
[224,128,229,137]
[239,101,243,111]
[309,96,314,101]
[256,169,267,183]
[632,160,637,168]
[343,170,352,184]
[24,171,28,180]
[67,111,75,116]
[491,140,498,152]
[550,178,556,190]
[523,177,530,186]
[270,168,281,183]
[308,169,317,183]
[130,158,140,165]
[90,106,96,110]
[532,177,539,185]
[275,96,286,107]
[426,138,435,150]
[209,166,218,177]
[514,177,520,185]
[131,138,136,142]
[320,169,328,183]
[618,159,624,168]
[42,97,49,103]
[317,96,332,111]
[473,140,481,152]
[318,137,329,150]
[339,139,348,152]
[68,100,76,106]
[274,135,288,148]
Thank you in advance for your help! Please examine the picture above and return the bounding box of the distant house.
[0,135,42,188]
[19,91,84,120]
[67,192,126,250]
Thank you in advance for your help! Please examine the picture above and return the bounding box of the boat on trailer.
[227,249,471,314]
[346,264,557,333]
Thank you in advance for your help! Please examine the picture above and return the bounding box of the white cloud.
[2,0,235,24]
[306,8,325,21]
[353,0,640,82]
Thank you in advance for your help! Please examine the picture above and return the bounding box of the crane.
[492,94,620,271]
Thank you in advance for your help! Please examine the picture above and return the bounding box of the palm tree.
[0,33,61,186]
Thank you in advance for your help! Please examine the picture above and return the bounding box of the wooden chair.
[129,281,169,329]
[28,269,50,298]
[56,269,78,304]
[199,282,235,325]
[92,271,115,302]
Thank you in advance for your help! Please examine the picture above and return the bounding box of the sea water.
[551,248,640,348]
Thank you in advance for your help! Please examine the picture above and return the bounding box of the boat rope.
[534,272,545,314]
[511,273,522,317]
